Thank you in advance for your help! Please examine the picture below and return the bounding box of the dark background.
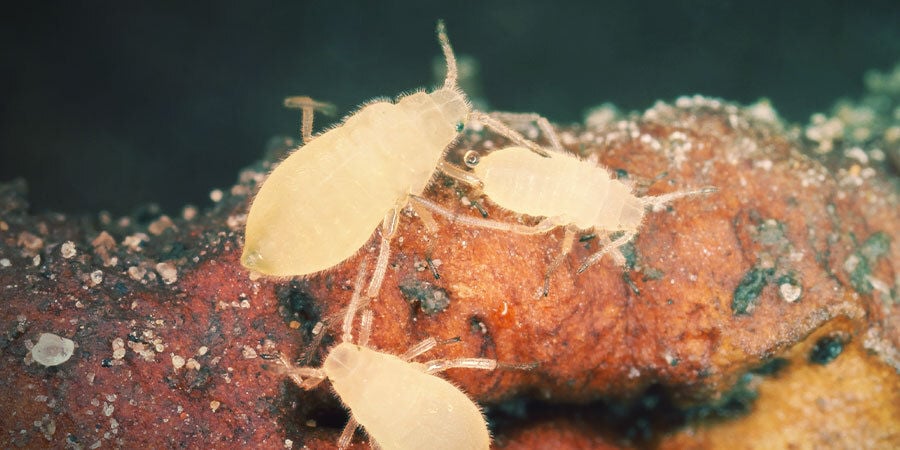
[1,1,898,215]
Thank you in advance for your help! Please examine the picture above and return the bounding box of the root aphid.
[279,262,505,449]
[415,144,715,296]
[242,21,547,302]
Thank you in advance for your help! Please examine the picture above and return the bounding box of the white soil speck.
[155,262,178,284]
[61,241,77,259]
[30,333,76,367]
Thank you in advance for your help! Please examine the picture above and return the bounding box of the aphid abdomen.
[475,147,607,229]
[326,344,490,450]
[243,117,400,276]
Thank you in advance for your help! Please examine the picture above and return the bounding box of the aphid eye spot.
[456,121,465,132]
[464,150,480,168]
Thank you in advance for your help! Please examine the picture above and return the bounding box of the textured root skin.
[1,100,897,448]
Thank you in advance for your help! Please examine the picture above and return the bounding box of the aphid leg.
[540,225,578,297]
[409,199,439,234]
[277,354,327,390]
[400,337,438,361]
[576,231,636,274]
[489,111,565,154]
[468,110,550,157]
[283,96,337,144]
[410,195,559,235]
[365,206,401,301]
[437,160,484,188]
[423,357,498,375]
[357,309,374,348]
[641,186,717,212]
[436,160,490,218]
[341,259,371,344]
[337,416,361,450]
[301,319,331,364]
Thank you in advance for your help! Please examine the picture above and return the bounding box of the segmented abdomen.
[475,147,641,231]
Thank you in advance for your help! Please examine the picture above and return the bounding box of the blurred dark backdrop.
[1,0,898,215]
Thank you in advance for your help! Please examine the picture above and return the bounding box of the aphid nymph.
[242,22,547,301]
[279,262,501,449]
[415,143,715,295]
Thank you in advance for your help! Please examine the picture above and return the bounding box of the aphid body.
[242,22,547,299]
[242,85,468,276]
[473,146,646,232]
[280,263,499,449]
[414,144,713,295]
[323,342,490,449]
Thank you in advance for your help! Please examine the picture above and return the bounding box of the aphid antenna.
[436,20,458,89]
[642,186,718,212]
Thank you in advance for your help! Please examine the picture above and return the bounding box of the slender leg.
[409,199,439,234]
[337,416,360,450]
[341,259,370,344]
[278,354,327,390]
[541,225,578,297]
[409,195,559,235]
[436,160,490,218]
[357,309,374,348]
[365,207,400,301]
[489,111,565,154]
[424,357,498,375]
[300,319,330,364]
[577,231,636,274]
[469,110,550,157]
[283,96,336,144]
[400,337,438,361]
[437,160,484,187]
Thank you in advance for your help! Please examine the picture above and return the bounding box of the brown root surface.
[1,98,897,448]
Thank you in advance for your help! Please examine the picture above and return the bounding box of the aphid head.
[323,342,364,382]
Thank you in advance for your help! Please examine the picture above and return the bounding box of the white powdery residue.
[746,99,779,124]
[155,262,178,285]
[779,283,803,303]
[844,147,869,164]
[171,354,186,370]
[60,241,77,259]
[753,159,773,171]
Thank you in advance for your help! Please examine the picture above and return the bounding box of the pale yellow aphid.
[242,21,547,299]
[279,262,499,449]
[415,145,714,295]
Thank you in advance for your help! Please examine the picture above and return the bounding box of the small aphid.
[243,21,546,300]
[279,262,500,449]
[415,145,715,295]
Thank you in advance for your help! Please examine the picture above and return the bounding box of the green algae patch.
[846,231,891,295]
[732,267,774,315]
